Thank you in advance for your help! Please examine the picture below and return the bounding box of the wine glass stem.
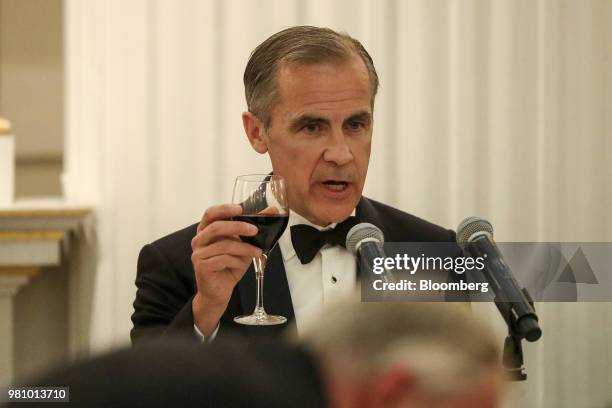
[253,254,267,318]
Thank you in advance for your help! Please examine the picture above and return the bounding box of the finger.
[197,254,252,277]
[258,206,281,216]
[192,221,258,248]
[197,204,243,233]
[192,239,262,260]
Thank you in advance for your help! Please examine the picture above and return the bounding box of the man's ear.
[242,111,268,154]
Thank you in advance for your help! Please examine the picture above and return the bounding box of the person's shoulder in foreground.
[4,336,325,408]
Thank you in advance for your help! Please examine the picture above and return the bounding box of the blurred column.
[0,272,30,385]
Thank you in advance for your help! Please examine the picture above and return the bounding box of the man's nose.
[323,130,353,166]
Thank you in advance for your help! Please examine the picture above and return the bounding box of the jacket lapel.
[262,245,295,322]
[356,197,385,235]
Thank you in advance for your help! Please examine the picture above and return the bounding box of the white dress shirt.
[195,209,357,341]
[278,210,357,335]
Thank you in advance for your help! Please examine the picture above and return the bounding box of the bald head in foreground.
[6,303,503,408]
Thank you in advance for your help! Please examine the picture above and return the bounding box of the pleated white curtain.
[63,1,612,407]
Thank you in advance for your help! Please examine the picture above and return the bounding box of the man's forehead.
[273,57,373,119]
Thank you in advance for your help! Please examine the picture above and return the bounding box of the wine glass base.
[234,313,287,326]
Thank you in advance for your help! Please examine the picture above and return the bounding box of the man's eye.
[303,123,321,134]
[346,121,364,131]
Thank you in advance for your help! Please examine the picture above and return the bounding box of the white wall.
[63,1,612,407]
[0,0,64,197]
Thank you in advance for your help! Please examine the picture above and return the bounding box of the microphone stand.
[494,288,539,381]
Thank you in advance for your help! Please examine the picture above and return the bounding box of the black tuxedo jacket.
[131,197,460,345]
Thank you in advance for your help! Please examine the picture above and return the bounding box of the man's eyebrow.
[344,111,372,124]
[289,111,373,132]
[289,115,331,132]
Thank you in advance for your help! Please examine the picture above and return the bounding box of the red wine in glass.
[231,214,289,254]
[231,174,289,326]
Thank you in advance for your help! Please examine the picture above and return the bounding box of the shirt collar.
[278,209,356,262]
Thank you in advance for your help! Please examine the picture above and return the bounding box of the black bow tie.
[290,216,360,264]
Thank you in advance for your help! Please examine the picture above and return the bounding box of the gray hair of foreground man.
[244,25,380,129]
[303,303,500,399]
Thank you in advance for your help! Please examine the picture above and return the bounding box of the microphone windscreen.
[345,223,384,254]
[457,216,494,244]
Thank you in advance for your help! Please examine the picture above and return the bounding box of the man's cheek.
[285,146,312,162]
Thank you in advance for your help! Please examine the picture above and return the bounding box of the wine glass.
[232,174,289,325]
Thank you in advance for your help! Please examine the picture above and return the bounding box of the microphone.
[457,217,542,342]
[346,223,393,283]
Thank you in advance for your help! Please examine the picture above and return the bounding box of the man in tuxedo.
[131,26,460,344]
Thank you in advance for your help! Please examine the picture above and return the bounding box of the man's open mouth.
[322,180,349,191]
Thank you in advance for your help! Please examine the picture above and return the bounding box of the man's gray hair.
[244,26,379,129]
[302,302,500,398]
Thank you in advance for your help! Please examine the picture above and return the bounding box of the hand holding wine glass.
[190,203,263,336]
[190,174,289,334]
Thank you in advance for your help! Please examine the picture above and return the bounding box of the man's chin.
[311,203,357,226]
